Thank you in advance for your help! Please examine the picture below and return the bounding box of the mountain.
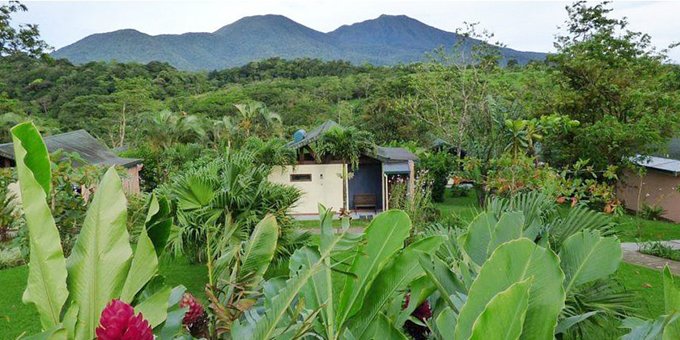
[52,14,547,71]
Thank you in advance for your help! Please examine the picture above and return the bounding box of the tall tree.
[0,1,50,57]
[546,1,680,169]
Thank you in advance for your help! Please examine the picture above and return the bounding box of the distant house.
[0,130,143,194]
[268,120,417,216]
[617,138,680,222]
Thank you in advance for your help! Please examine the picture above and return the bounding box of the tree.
[233,101,283,139]
[546,1,680,169]
[314,126,374,210]
[0,1,50,57]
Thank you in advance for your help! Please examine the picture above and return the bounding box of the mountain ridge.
[52,14,547,71]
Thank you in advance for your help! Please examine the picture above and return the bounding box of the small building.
[0,130,143,194]
[268,120,417,216]
[617,139,680,222]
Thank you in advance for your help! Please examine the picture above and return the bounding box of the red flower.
[95,299,153,340]
[179,293,205,326]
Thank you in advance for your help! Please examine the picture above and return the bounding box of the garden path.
[621,241,680,276]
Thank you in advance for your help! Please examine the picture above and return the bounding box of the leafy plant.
[639,241,680,261]
[164,148,306,263]
[639,204,666,221]
[11,122,187,338]
[421,192,629,339]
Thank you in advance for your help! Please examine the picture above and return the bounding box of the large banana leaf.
[348,235,445,338]
[11,122,69,329]
[457,212,497,265]
[287,205,337,339]
[238,215,278,287]
[335,210,411,327]
[454,238,565,340]
[558,230,621,293]
[469,278,532,340]
[120,226,158,303]
[235,229,349,339]
[144,194,172,255]
[66,167,133,340]
[487,211,524,256]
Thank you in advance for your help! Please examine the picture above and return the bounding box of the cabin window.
[290,174,312,182]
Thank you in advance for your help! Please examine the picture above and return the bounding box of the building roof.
[0,130,141,168]
[374,146,418,162]
[286,120,339,149]
[286,120,418,162]
[632,155,680,176]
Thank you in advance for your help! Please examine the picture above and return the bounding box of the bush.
[0,246,24,269]
[639,241,680,261]
[639,204,665,221]
[418,151,455,202]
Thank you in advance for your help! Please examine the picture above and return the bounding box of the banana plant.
[12,122,184,339]
[232,205,445,339]
[423,208,624,339]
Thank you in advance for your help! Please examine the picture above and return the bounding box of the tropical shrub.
[639,241,680,261]
[164,148,306,263]
[639,204,665,221]
[418,151,456,202]
[418,191,632,339]
[11,122,190,338]
[232,205,445,339]
[389,173,440,232]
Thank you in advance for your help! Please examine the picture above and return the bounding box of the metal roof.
[632,155,680,176]
[286,120,339,149]
[285,120,418,163]
[0,130,141,168]
[374,146,418,162]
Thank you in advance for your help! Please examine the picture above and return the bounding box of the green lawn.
[0,257,208,339]
[613,214,680,242]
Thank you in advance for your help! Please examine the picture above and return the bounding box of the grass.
[613,214,680,242]
[616,262,668,319]
[0,257,208,339]
[297,218,370,229]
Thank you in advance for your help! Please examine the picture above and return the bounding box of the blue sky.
[14,0,680,62]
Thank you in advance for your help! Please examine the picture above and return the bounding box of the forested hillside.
[51,14,546,70]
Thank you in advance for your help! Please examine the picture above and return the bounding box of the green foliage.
[11,122,187,337]
[0,1,50,58]
[639,241,680,262]
[640,204,666,221]
[164,148,305,263]
[418,151,456,202]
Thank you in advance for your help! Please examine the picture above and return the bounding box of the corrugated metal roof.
[286,120,339,149]
[374,146,418,162]
[632,155,680,176]
[0,130,141,168]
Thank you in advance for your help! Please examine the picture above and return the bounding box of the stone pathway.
[621,240,680,276]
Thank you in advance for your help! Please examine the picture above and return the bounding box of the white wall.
[269,164,344,214]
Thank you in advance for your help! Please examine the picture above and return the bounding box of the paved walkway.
[621,240,680,276]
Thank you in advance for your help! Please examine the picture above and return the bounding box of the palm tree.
[314,126,374,210]
[234,102,282,139]
[143,111,206,149]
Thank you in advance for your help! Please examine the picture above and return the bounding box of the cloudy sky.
[13,0,680,62]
